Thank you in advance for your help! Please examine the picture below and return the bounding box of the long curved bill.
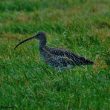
[14,36,35,49]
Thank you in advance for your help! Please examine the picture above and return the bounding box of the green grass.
[0,0,110,109]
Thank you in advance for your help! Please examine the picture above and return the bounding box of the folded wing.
[47,47,94,66]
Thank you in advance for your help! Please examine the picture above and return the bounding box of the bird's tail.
[78,57,94,65]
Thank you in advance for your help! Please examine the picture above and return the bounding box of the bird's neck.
[39,39,46,49]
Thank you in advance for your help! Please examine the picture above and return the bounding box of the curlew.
[15,32,93,69]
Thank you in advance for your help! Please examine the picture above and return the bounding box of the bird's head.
[35,32,46,40]
[14,32,46,49]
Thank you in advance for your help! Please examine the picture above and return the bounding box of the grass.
[0,0,110,109]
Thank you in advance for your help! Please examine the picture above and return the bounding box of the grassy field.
[0,0,110,109]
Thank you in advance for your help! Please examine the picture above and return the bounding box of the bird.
[15,32,94,69]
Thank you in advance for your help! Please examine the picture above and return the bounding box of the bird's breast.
[39,47,51,60]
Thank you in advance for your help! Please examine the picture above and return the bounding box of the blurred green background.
[0,0,110,109]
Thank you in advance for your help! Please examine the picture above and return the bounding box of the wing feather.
[47,47,93,65]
